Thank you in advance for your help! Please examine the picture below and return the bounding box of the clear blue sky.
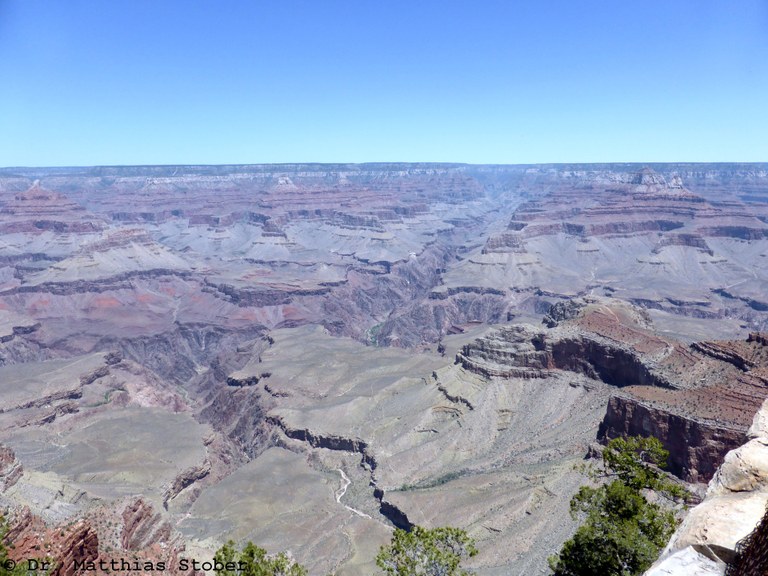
[1,0,766,166]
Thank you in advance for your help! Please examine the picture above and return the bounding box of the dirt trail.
[335,468,374,520]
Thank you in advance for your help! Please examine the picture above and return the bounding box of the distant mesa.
[7,181,84,213]
[0,181,105,233]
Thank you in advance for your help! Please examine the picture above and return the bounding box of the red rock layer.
[3,499,197,576]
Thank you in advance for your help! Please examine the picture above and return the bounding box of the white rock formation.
[645,547,723,576]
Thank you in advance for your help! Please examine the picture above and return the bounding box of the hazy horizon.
[3,160,768,172]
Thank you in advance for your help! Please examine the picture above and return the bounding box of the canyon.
[0,163,767,574]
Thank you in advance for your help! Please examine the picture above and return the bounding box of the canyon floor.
[0,163,767,575]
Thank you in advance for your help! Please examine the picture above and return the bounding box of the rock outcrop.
[121,498,174,551]
[0,444,22,491]
[2,508,99,576]
[646,545,725,575]
[645,395,768,574]
[598,331,768,482]
[599,396,745,481]
[52,523,100,576]
[2,499,195,576]
[162,461,212,509]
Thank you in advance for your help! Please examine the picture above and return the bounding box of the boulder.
[645,546,724,576]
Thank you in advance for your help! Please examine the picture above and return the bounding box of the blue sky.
[1,0,766,166]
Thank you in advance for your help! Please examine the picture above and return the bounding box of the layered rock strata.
[2,164,767,352]
[438,165,768,333]
[0,163,766,574]
[599,332,768,481]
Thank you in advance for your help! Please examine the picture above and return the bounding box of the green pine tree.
[548,436,689,576]
[376,525,478,576]
[214,540,307,576]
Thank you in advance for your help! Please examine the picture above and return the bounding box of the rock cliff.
[600,397,746,482]
[599,332,768,481]
[645,393,768,575]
